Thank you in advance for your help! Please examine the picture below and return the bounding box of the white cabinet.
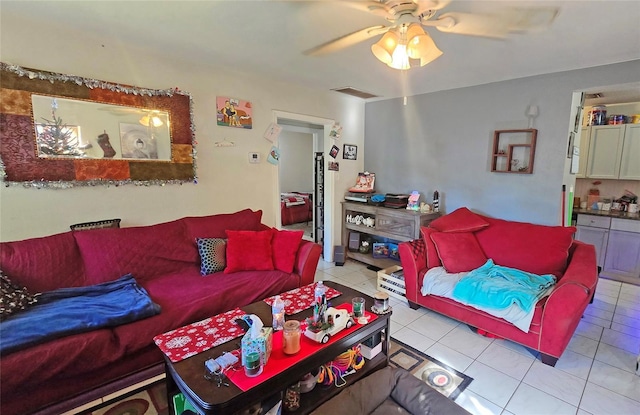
[576,215,611,267]
[619,124,640,180]
[585,125,624,179]
[577,127,591,178]
[602,219,640,283]
[581,124,640,180]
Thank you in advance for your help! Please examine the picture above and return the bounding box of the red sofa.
[0,209,322,415]
[399,207,598,366]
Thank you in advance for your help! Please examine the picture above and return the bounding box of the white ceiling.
[2,0,640,102]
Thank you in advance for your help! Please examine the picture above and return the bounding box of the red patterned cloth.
[263,283,342,315]
[154,308,246,362]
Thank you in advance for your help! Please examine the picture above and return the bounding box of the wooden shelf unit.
[491,129,537,174]
[341,201,439,269]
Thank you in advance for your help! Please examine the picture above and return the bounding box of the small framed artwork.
[329,144,339,158]
[328,161,339,171]
[343,144,357,160]
[216,96,253,129]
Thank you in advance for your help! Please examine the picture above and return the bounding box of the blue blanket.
[452,259,555,313]
[0,274,161,355]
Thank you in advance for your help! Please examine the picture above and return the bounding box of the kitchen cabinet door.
[619,124,640,180]
[577,127,590,178]
[586,125,624,179]
[603,230,640,280]
[575,225,609,267]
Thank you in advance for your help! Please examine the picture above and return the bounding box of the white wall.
[278,131,314,193]
[364,60,640,226]
[0,13,366,244]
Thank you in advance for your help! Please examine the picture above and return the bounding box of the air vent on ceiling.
[331,87,379,99]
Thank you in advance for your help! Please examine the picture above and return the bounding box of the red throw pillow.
[272,229,304,273]
[224,230,274,273]
[430,207,490,233]
[430,232,487,273]
[420,227,442,268]
[474,215,575,277]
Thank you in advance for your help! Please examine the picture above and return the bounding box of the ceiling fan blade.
[412,0,452,17]
[337,1,391,18]
[424,7,559,39]
[424,12,511,38]
[303,25,390,56]
[505,7,559,32]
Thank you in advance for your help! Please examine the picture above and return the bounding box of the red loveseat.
[0,209,321,415]
[398,207,598,366]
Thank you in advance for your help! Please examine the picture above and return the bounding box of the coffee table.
[162,281,392,414]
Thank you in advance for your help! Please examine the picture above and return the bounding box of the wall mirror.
[0,63,195,188]
[31,95,172,161]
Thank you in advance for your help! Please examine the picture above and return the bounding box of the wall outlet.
[248,152,260,163]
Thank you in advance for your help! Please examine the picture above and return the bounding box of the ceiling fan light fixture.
[388,43,410,70]
[411,33,443,66]
[371,31,399,64]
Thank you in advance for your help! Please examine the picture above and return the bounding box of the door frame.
[273,110,336,261]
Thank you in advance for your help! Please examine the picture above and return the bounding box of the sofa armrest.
[539,241,598,356]
[294,240,322,287]
[399,239,427,303]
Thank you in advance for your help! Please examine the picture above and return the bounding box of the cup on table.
[580,202,587,209]
[244,352,263,377]
[373,291,390,313]
[629,204,639,214]
[352,297,365,318]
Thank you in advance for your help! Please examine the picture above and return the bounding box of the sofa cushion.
[74,219,197,284]
[272,229,304,273]
[429,207,489,233]
[474,216,575,277]
[430,232,487,273]
[183,209,263,240]
[0,231,86,292]
[0,271,39,321]
[224,230,274,273]
[197,238,227,275]
[420,227,442,268]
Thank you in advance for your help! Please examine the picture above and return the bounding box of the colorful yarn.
[317,346,365,387]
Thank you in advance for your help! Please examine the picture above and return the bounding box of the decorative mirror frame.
[0,62,196,188]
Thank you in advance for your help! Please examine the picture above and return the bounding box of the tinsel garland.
[0,62,198,189]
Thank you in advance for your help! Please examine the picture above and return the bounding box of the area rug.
[86,381,168,415]
[388,338,473,401]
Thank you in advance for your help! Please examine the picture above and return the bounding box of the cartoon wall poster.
[216,96,253,129]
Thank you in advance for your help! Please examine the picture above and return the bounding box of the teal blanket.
[452,259,555,313]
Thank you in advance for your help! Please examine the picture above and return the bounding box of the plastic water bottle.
[313,281,326,323]
[272,295,285,331]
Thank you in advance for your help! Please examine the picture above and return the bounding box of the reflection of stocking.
[97,132,116,158]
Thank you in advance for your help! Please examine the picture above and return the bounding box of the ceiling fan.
[304,0,559,70]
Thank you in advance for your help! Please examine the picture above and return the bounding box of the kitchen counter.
[573,208,640,221]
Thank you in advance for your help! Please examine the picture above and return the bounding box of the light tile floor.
[315,259,640,415]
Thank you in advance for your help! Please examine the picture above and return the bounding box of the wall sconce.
[526,105,539,128]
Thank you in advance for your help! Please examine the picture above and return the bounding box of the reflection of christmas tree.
[37,99,85,157]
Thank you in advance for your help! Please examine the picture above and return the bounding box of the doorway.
[274,111,335,261]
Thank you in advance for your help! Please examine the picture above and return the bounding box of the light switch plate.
[248,152,260,163]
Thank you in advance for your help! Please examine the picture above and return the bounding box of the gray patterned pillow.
[1,271,39,321]
[197,238,227,275]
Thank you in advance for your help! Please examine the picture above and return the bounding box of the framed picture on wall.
[343,144,357,160]
[329,144,339,158]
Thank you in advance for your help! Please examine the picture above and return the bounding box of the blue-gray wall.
[364,60,640,225]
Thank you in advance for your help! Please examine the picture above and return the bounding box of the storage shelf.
[491,129,537,174]
[342,202,439,268]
